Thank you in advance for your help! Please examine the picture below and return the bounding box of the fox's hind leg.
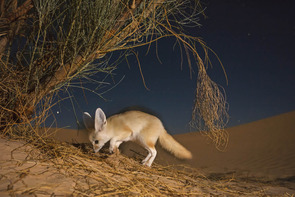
[139,126,160,167]
[142,145,157,167]
[141,151,151,165]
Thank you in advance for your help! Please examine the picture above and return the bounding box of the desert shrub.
[0,0,228,149]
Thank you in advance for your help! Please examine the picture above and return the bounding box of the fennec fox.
[83,108,192,167]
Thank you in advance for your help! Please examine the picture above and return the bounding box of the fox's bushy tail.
[158,131,192,159]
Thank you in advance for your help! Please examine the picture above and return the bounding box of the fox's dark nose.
[94,140,99,144]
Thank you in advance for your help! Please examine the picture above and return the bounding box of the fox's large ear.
[83,112,94,131]
[95,108,107,132]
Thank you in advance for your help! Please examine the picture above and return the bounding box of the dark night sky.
[47,0,295,134]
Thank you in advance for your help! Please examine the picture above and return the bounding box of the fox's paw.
[108,147,120,155]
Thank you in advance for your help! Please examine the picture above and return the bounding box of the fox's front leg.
[109,139,123,154]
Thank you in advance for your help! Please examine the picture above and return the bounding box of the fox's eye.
[94,140,99,144]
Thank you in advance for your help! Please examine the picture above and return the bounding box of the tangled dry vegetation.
[1,131,292,196]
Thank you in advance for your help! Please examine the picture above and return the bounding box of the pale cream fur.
[83,108,192,167]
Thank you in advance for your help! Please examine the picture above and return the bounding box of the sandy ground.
[1,111,295,196]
